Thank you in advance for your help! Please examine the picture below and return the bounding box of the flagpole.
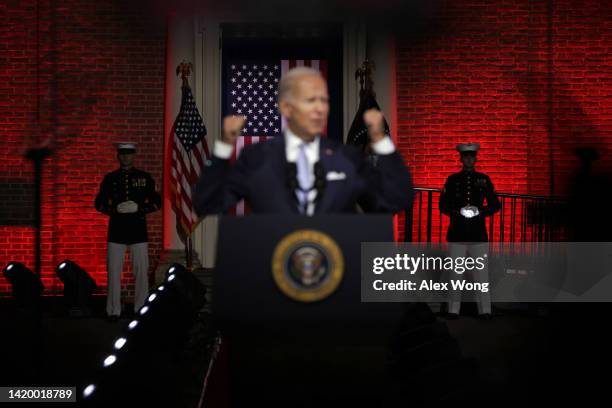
[186,234,193,271]
[185,144,194,272]
[175,60,200,272]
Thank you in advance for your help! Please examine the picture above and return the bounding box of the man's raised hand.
[222,115,246,145]
[363,109,386,144]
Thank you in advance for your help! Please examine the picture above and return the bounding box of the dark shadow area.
[0,289,214,407]
[566,147,612,241]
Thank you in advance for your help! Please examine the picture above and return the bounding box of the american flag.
[223,59,327,215]
[170,85,210,234]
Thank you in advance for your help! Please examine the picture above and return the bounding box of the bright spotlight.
[83,384,96,398]
[113,337,127,350]
[128,320,139,330]
[165,263,187,276]
[148,293,157,302]
[103,354,116,367]
[139,306,149,315]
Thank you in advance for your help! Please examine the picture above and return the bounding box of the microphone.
[313,162,326,200]
[285,162,298,191]
[286,161,326,208]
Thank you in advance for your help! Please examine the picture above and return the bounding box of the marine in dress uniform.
[439,143,500,319]
[95,143,161,320]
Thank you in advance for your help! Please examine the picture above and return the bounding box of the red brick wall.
[0,0,166,296]
[396,0,611,241]
[1,0,610,292]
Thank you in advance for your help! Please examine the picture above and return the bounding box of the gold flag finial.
[176,61,193,87]
[354,59,376,98]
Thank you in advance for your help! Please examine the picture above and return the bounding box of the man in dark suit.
[439,143,500,320]
[193,67,412,216]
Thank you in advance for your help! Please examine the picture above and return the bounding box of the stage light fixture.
[2,262,44,308]
[164,265,207,314]
[55,260,98,317]
[78,263,208,406]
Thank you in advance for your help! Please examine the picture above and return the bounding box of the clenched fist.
[363,108,386,144]
[222,115,246,145]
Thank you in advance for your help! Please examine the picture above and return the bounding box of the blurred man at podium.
[193,66,412,216]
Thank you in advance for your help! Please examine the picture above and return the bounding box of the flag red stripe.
[170,131,209,234]
[191,147,204,180]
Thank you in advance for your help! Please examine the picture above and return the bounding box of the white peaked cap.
[456,143,480,153]
[115,142,137,152]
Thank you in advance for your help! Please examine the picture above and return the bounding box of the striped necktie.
[296,143,312,214]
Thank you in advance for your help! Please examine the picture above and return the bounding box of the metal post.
[25,147,51,277]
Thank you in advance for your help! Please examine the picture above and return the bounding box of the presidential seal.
[271,229,344,302]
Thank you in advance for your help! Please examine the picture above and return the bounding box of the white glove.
[123,200,138,213]
[116,200,138,214]
[116,202,128,213]
[460,205,480,219]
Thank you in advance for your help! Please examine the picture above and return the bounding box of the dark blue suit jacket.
[193,136,413,216]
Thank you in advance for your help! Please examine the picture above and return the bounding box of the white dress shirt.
[213,129,396,215]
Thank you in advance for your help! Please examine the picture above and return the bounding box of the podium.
[213,215,448,406]
[214,214,404,325]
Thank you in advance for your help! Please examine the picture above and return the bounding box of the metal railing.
[404,187,568,243]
